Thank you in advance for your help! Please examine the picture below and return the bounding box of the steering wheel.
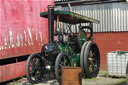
[55,31,63,43]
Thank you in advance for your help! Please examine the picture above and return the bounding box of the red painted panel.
[0,61,26,82]
[94,32,128,70]
[0,0,54,82]
[0,0,54,59]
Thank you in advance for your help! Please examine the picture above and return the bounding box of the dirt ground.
[1,71,126,85]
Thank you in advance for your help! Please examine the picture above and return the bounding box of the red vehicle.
[0,0,54,82]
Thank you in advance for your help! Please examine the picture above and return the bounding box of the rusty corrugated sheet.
[0,0,54,59]
[0,61,26,82]
[0,0,54,82]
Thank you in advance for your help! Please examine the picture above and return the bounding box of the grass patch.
[113,78,126,85]
[9,82,18,85]
[83,77,100,82]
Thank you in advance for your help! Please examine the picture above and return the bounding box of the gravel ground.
[1,72,126,85]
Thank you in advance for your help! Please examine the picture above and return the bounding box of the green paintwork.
[40,11,100,24]
[117,51,128,54]
[58,38,73,56]
[58,34,87,67]
[79,31,87,47]
[71,53,80,67]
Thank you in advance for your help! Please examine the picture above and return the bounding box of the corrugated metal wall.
[59,2,128,32]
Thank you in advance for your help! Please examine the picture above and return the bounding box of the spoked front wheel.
[26,54,44,84]
[55,53,71,83]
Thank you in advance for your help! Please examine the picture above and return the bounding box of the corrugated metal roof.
[55,0,125,6]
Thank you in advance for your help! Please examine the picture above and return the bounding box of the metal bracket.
[68,3,72,12]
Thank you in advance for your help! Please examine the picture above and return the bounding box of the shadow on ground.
[22,80,58,85]
[0,72,126,85]
[115,81,126,85]
[21,77,58,85]
[0,77,22,85]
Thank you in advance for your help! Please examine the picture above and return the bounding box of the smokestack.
[48,5,54,43]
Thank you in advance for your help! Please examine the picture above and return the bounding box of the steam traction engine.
[25,5,100,84]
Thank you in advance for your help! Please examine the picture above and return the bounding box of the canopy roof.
[40,11,100,24]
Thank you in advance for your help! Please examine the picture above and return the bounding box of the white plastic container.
[107,51,128,77]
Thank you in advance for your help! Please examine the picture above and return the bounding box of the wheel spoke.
[90,49,97,72]
[29,61,33,67]
[89,49,93,57]
[88,59,97,73]
[88,48,97,73]
[91,61,97,70]
[92,51,97,60]
[30,72,35,78]
[89,64,92,73]
[59,64,63,67]
[34,74,38,81]
[63,57,66,66]
[34,70,40,81]
[64,56,68,66]
[32,59,36,67]
[35,58,39,67]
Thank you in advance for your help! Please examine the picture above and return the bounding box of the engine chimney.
[48,5,54,43]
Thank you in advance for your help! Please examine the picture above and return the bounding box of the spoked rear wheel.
[84,41,100,78]
[26,54,44,84]
[55,53,71,83]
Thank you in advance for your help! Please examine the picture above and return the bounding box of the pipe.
[48,5,54,43]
